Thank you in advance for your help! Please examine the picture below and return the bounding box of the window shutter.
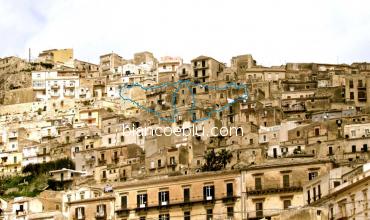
[166,191,169,204]
[137,195,140,208]
[227,183,233,197]
[203,186,206,200]
[121,196,127,209]
[211,186,215,198]
[158,192,161,205]
[75,208,78,218]
[82,207,85,217]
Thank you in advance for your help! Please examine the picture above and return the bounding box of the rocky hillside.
[0,57,53,104]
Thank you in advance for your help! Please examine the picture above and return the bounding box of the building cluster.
[0,48,369,220]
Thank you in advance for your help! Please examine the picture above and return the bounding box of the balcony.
[247,181,302,196]
[282,105,305,112]
[98,159,107,166]
[247,209,282,220]
[93,81,105,86]
[179,72,189,77]
[95,212,106,220]
[113,157,119,164]
[50,93,59,97]
[37,151,49,156]
[16,210,27,216]
[65,84,75,88]
[167,161,177,167]
[193,63,208,69]
[85,157,95,164]
[115,207,129,217]
[64,92,75,97]
[222,193,238,203]
[51,84,60,89]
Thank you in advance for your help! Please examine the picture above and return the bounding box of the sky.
[0,0,370,66]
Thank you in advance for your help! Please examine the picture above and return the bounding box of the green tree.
[218,149,233,168]
[201,149,233,172]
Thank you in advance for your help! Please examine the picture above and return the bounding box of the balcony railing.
[281,105,306,112]
[130,194,237,212]
[193,63,208,69]
[16,210,27,216]
[167,161,177,167]
[247,209,282,219]
[98,159,107,166]
[65,84,75,88]
[95,212,106,220]
[115,207,129,216]
[247,181,302,195]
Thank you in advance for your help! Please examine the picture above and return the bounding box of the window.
[137,193,147,208]
[75,207,85,220]
[96,204,106,217]
[184,211,191,220]
[226,183,233,197]
[159,191,169,206]
[283,200,291,209]
[121,195,127,209]
[333,181,341,187]
[256,202,263,217]
[297,131,300,137]
[255,177,262,190]
[203,185,215,201]
[318,185,321,199]
[363,144,368,152]
[159,214,170,220]
[184,188,190,202]
[283,175,290,188]
[349,80,354,88]
[352,145,356,153]
[121,135,124,142]
[80,192,85,200]
[308,171,318,180]
[351,130,356,137]
[350,92,354,99]
[170,157,176,165]
[307,190,311,204]
[108,138,112,144]
[227,206,234,218]
[158,159,162,168]
[313,187,317,201]
[206,209,213,220]
[328,146,333,155]
[315,128,320,136]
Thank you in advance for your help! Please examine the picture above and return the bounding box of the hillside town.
[0,48,369,220]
